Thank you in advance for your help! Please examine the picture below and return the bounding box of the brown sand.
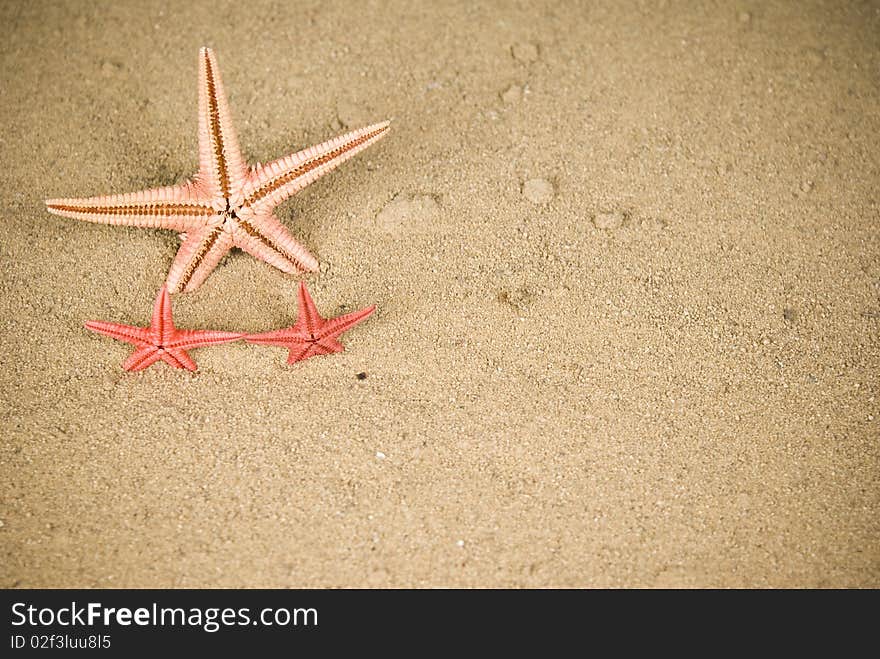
[1,1,878,588]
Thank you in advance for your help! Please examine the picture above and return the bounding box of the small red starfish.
[85,286,243,371]
[246,282,374,364]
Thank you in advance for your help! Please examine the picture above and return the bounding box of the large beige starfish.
[46,47,389,293]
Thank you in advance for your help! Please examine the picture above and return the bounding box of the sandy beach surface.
[1,0,878,587]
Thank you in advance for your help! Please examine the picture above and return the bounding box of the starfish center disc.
[220,204,242,231]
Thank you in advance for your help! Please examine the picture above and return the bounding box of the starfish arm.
[151,286,175,343]
[196,47,248,201]
[316,305,375,341]
[122,346,162,371]
[286,339,343,364]
[165,329,243,350]
[316,336,346,353]
[45,182,214,231]
[287,342,321,364]
[295,282,323,335]
[159,347,198,371]
[233,211,318,273]
[84,321,154,346]
[165,225,235,293]
[242,121,390,213]
[243,328,305,347]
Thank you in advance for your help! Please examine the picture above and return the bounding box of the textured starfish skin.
[46,47,390,293]
[246,282,374,364]
[85,286,243,371]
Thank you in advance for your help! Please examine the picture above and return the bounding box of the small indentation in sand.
[511,42,540,64]
[501,84,523,104]
[100,59,124,78]
[522,178,554,204]
[593,210,626,230]
[497,287,535,310]
[376,194,440,232]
